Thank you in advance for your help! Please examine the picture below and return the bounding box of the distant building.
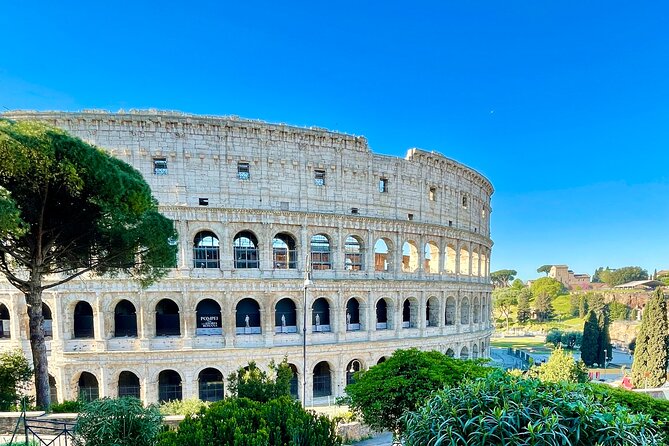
[548,265,591,290]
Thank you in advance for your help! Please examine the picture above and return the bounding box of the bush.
[0,350,33,411]
[529,347,588,383]
[403,372,665,445]
[50,400,82,413]
[159,398,210,416]
[157,396,340,446]
[74,397,162,446]
[227,358,292,403]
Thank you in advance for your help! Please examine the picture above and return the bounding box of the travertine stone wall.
[0,110,494,405]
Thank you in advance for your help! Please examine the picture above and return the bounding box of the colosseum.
[0,110,494,405]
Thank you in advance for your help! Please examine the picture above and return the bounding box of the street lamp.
[302,255,312,408]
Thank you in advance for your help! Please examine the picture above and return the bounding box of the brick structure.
[0,110,494,405]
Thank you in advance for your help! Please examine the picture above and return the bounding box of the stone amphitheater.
[0,110,494,405]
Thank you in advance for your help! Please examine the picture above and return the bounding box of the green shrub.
[157,396,340,446]
[403,371,664,445]
[74,397,162,446]
[50,400,82,413]
[159,398,210,416]
[529,347,588,383]
[0,350,33,411]
[227,358,292,403]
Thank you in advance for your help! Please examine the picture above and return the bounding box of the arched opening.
[42,303,53,338]
[481,252,488,277]
[0,304,9,338]
[49,375,58,403]
[155,299,180,336]
[402,298,418,328]
[472,343,479,359]
[310,234,331,270]
[114,300,137,337]
[461,297,470,325]
[236,298,261,334]
[275,298,297,333]
[193,231,220,268]
[78,372,99,402]
[198,368,224,402]
[482,295,488,323]
[196,299,222,336]
[473,296,481,323]
[402,241,419,273]
[344,235,364,270]
[472,249,480,276]
[445,348,455,358]
[446,244,457,273]
[376,356,387,365]
[288,364,299,399]
[460,346,469,360]
[312,298,331,332]
[346,298,361,331]
[118,371,140,398]
[158,370,182,402]
[424,242,440,274]
[376,299,389,330]
[73,301,94,339]
[346,359,362,386]
[313,362,332,397]
[459,247,470,275]
[426,296,439,327]
[234,231,259,269]
[374,238,392,272]
[273,233,297,269]
[445,296,456,326]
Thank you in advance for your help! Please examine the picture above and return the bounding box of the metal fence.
[8,403,76,446]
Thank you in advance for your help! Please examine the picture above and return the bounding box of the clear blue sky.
[1,1,668,281]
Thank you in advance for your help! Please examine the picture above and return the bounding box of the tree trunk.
[25,288,50,409]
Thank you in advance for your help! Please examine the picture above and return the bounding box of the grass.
[491,336,554,355]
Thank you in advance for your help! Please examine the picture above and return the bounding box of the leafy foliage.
[533,292,554,322]
[608,266,649,286]
[493,287,518,330]
[490,269,517,288]
[581,310,601,366]
[586,292,606,315]
[74,397,162,446]
[545,330,582,349]
[529,347,588,383]
[631,288,669,388]
[159,398,210,416]
[402,371,665,446]
[537,264,552,275]
[227,359,293,403]
[338,348,491,438]
[50,400,83,413]
[597,312,613,366]
[516,288,531,324]
[0,350,33,410]
[157,396,341,446]
[530,277,565,300]
[609,301,631,320]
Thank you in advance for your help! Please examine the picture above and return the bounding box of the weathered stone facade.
[0,110,494,405]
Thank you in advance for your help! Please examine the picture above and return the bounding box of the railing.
[8,400,76,446]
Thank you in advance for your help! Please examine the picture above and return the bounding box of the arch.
[313,361,332,397]
[193,231,220,268]
[310,234,331,270]
[156,299,180,336]
[0,304,9,338]
[118,371,141,398]
[445,296,456,326]
[446,243,457,273]
[481,251,488,277]
[344,235,364,271]
[402,298,418,329]
[376,298,390,330]
[461,296,470,325]
[473,296,481,323]
[49,374,58,403]
[312,298,331,332]
[275,298,297,333]
[472,343,479,359]
[42,303,53,338]
[402,241,419,273]
[234,230,259,269]
[78,372,99,402]
[459,247,470,275]
[445,348,455,358]
[376,356,387,365]
[273,232,297,269]
[73,301,94,339]
[426,296,440,327]
[114,300,137,337]
[196,299,222,336]
[158,370,182,402]
[472,248,480,276]
[460,346,469,360]
[236,298,261,334]
[374,238,393,272]
[198,367,224,402]
[346,359,363,386]
[482,295,489,323]
[424,241,440,274]
[288,363,299,399]
[346,298,361,331]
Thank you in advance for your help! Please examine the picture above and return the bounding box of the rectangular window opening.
[379,178,389,193]
[314,169,326,186]
[199,198,209,206]
[429,187,437,201]
[407,213,414,221]
[237,162,250,180]
[153,158,168,175]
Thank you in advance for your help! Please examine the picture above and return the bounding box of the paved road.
[350,432,394,446]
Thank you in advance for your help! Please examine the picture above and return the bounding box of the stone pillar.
[366,229,374,274]
[224,292,235,347]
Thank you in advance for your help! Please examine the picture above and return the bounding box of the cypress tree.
[517,290,531,324]
[580,310,600,366]
[596,311,612,367]
[631,288,669,388]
